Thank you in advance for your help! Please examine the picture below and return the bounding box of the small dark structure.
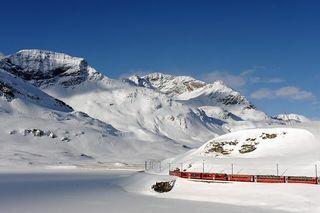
[152,180,176,193]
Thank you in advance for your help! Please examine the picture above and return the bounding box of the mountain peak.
[0,49,102,88]
[212,80,227,87]
[14,49,86,69]
[275,113,310,123]
[126,72,207,96]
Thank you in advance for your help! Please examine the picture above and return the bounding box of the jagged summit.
[0,49,103,88]
[127,72,207,96]
[127,72,254,108]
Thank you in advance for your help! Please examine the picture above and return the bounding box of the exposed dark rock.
[60,136,70,142]
[152,180,175,193]
[239,144,257,154]
[0,81,15,101]
[220,94,246,105]
[260,133,277,139]
[24,129,45,137]
[0,51,90,89]
[80,153,94,159]
[204,140,238,155]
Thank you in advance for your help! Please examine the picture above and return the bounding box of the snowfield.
[0,170,319,213]
[1,49,320,213]
[164,126,320,176]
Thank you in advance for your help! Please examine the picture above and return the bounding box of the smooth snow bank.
[164,127,320,176]
[148,176,320,213]
[122,172,320,213]
[198,127,317,158]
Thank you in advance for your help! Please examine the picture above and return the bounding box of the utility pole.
[202,160,205,173]
[276,163,279,176]
[315,164,318,178]
[231,163,234,175]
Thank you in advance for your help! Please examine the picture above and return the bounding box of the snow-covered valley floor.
[0,169,319,213]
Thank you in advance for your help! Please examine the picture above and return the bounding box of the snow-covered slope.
[198,128,316,158]
[0,68,72,114]
[165,126,320,176]
[1,50,255,147]
[0,49,289,166]
[127,73,269,123]
[0,67,189,166]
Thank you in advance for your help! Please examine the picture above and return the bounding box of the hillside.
[0,49,292,166]
[165,126,320,176]
[0,67,187,167]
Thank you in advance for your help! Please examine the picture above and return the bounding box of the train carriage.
[212,173,228,181]
[256,175,286,183]
[202,173,215,180]
[181,172,202,179]
[286,176,318,184]
[169,171,182,177]
[227,174,254,182]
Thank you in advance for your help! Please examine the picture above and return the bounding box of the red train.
[256,175,286,183]
[287,176,318,184]
[169,171,319,185]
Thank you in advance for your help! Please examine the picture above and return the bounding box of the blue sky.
[1,0,320,118]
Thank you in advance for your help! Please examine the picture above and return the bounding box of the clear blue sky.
[1,0,320,118]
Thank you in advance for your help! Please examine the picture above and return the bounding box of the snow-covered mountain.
[275,113,310,123]
[127,73,207,96]
[0,49,103,88]
[0,69,193,166]
[0,49,286,166]
[126,73,271,128]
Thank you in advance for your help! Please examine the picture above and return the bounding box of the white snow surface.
[0,170,319,213]
[165,125,320,176]
[0,68,72,113]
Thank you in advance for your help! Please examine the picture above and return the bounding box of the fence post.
[315,164,318,178]
[276,163,279,176]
